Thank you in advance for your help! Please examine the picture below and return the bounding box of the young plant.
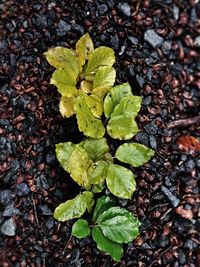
[72,196,140,261]
[44,33,116,138]
[45,33,155,261]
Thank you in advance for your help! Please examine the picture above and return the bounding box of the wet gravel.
[0,0,200,266]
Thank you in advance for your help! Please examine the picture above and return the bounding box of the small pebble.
[144,29,164,48]
[1,218,16,236]
[3,202,21,217]
[16,183,30,196]
[118,2,131,17]
[97,4,108,15]
[194,36,200,47]
[0,190,13,205]
[56,20,71,37]
[161,186,180,207]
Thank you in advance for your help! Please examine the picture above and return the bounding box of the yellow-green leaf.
[91,182,105,193]
[107,115,139,140]
[54,193,87,222]
[86,46,115,77]
[68,147,92,187]
[80,138,109,161]
[100,152,113,163]
[115,143,155,167]
[91,86,112,99]
[104,83,133,118]
[44,47,79,75]
[88,161,109,185]
[59,96,75,118]
[74,96,105,138]
[111,96,142,118]
[56,142,75,172]
[83,94,103,118]
[106,164,136,199]
[76,33,94,69]
[80,80,93,94]
[82,191,94,213]
[92,66,116,97]
[50,69,78,97]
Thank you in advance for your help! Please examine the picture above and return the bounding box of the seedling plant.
[45,33,154,261]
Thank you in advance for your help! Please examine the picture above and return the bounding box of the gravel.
[144,29,164,48]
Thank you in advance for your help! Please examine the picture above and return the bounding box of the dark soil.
[0,0,200,266]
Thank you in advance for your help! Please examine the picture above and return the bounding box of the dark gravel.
[0,0,200,266]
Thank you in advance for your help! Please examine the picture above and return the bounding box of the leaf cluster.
[45,33,155,261]
[72,196,140,261]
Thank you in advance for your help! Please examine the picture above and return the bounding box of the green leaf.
[83,94,103,118]
[97,207,140,243]
[115,143,155,167]
[88,161,109,185]
[81,138,109,161]
[74,96,105,138]
[54,193,87,222]
[76,33,94,69]
[100,152,113,163]
[92,66,116,97]
[86,47,115,77]
[93,196,116,222]
[56,142,75,172]
[111,95,142,118]
[107,115,139,140]
[50,69,78,97]
[106,164,136,199]
[91,182,105,193]
[92,227,123,262]
[104,83,133,118]
[68,146,92,186]
[72,219,90,238]
[82,191,94,213]
[107,95,141,140]
[44,47,79,75]
[59,96,75,118]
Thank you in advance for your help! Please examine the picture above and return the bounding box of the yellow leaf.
[44,47,79,76]
[74,96,105,138]
[83,94,103,118]
[76,33,94,69]
[68,147,92,187]
[59,96,74,118]
[80,80,93,94]
[92,66,116,97]
[50,69,78,97]
[86,46,115,77]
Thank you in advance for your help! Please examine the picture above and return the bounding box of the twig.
[167,115,200,129]
[32,196,40,227]
[160,208,172,220]
[61,235,72,256]
[149,246,172,267]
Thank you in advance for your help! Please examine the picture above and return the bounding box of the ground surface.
[0,0,200,266]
